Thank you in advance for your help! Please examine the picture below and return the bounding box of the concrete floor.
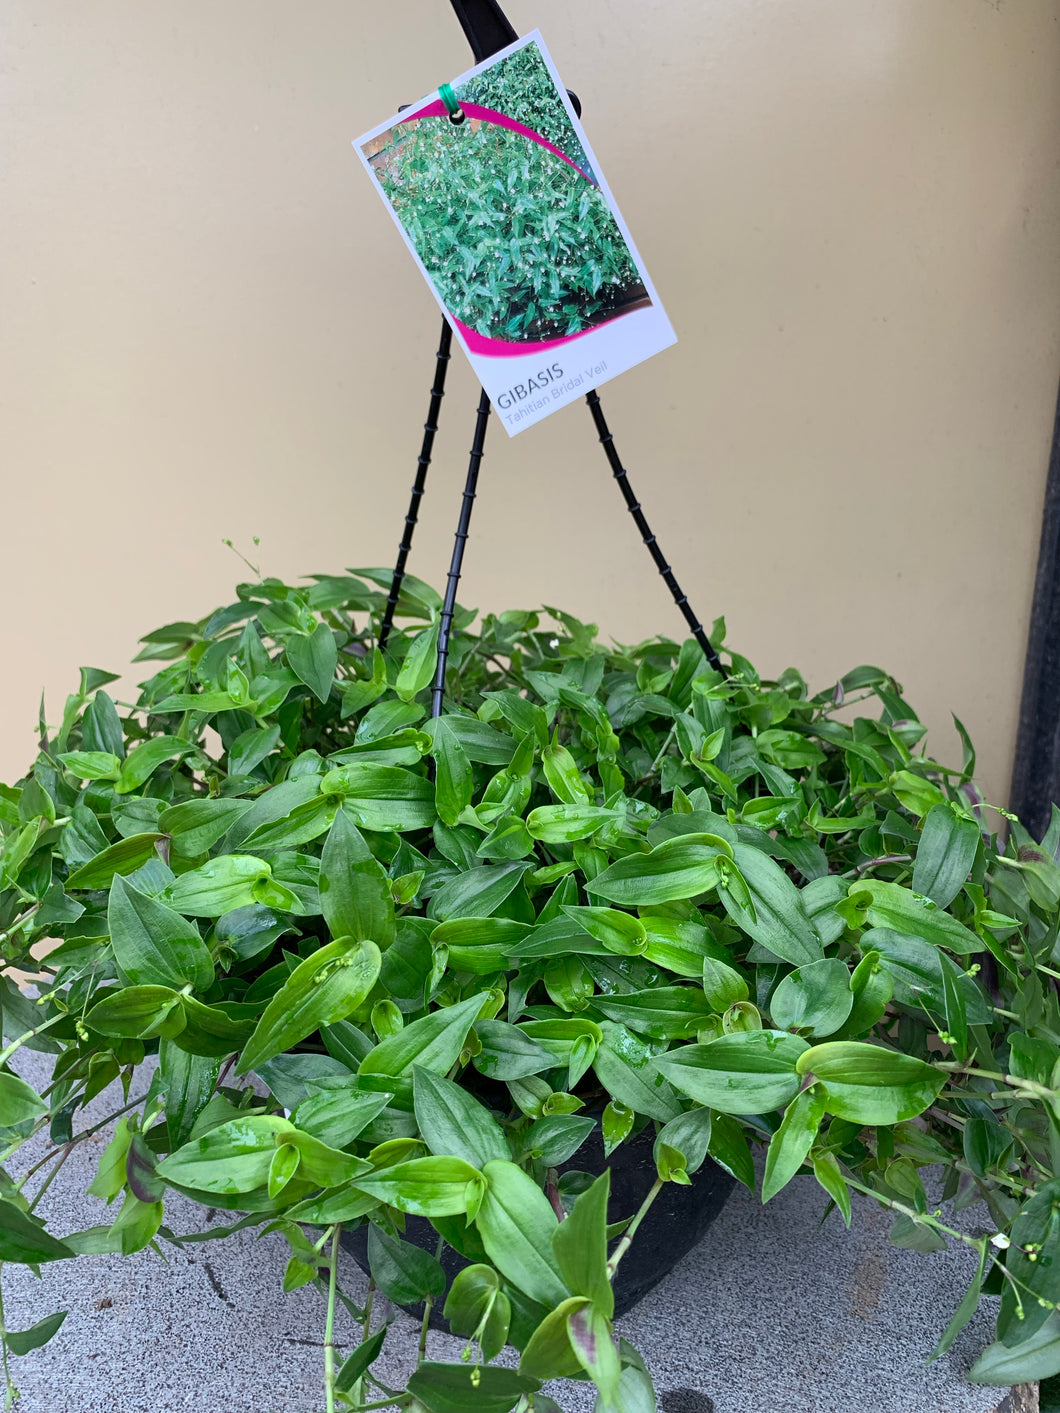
[3,1051,1028,1413]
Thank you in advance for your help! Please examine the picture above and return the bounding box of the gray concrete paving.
[2,1050,1031,1413]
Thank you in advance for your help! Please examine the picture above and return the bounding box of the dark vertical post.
[379,318,453,650]
[431,389,492,717]
[585,389,722,673]
[1011,380,1060,836]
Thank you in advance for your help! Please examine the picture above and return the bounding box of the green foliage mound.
[0,568,1058,1409]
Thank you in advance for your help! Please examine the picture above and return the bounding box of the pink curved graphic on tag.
[451,308,637,358]
[414,100,595,184]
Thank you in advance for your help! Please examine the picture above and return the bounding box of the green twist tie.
[438,82,464,123]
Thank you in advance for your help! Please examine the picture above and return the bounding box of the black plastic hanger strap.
[448,0,518,63]
[431,387,492,717]
[586,388,722,672]
[379,318,453,651]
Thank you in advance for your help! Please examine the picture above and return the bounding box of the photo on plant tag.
[361,40,647,344]
[355,32,676,433]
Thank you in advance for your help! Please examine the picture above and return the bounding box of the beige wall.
[3,1,1059,810]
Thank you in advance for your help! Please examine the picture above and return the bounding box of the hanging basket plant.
[1,569,1057,1410]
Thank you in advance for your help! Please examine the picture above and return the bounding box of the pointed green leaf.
[655,1031,809,1115]
[412,1067,510,1168]
[6,1310,68,1355]
[66,834,166,891]
[796,1041,945,1124]
[235,938,381,1076]
[762,1084,827,1202]
[396,624,439,703]
[430,718,473,827]
[552,1170,612,1315]
[912,804,980,908]
[476,1159,570,1308]
[318,811,395,947]
[359,992,487,1085]
[288,623,338,704]
[108,874,214,991]
[719,846,823,967]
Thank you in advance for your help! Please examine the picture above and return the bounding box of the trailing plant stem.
[606,1178,664,1280]
[324,1224,342,1413]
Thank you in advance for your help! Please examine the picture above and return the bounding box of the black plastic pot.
[341,1115,734,1325]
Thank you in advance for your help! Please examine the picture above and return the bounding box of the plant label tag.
[354,31,676,436]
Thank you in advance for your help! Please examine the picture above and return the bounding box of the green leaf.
[108,874,214,991]
[287,623,338,704]
[396,624,439,703]
[335,1325,387,1393]
[912,804,980,908]
[701,956,749,1011]
[769,958,853,1038]
[602,1099,635,1156]
[561,906,646,956]
[930,1244,987,1361]
[359,992,487,1089]
[653,1107,714,1177]
[57,751,121,781]
[837,950,894,1039]
[0,1199,74,1263]
[475,1159,570,1308]
[66,833,166,890]
[431,917,531,975]
[430,718,473,826]
[236,937,381,1076]
[367,1222,445,1304]
[159,1041,221,1148]
[654,1031,809,1115]
[796,1041,945,1124]
[352,1155,481,1217]
[587,834,728,906]
[158,798,253,857]
[552,1170,612,1315]
[443,1265,511,1360]
[762,1084,827,1202]
[86,985,186,1041]
[592,988,713,1040]
[6,1310,67,1356]
[115,738,194,794]
[718,846,823,967]
[413,1067,510,1168]
[320,763,436,832]
[521,1113,595,1166]
[165,855,272,918]
[291,1085,390,1150]
[526,804,616,843]
[472,1020,553,1081]
[319,811,395,947]
[847,879,982,954]
[407,1362,540,1413]
[157,1115,295,1194]
[88,1118,133,1202]
[0,1071,47,1126]
[969,1313,1060,1384]
[427,862,530,922]
[705,1111,754,1190]
[228,724,281,777]
[592,1024,683,1123]
[519,1297,588,1380]
[998,1178,1060,1345]
[812,1152,851,1226]
[568,1302,621,1405]
[81,688,124,758]
[543,738,590,803]
[175,996,256,1058]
